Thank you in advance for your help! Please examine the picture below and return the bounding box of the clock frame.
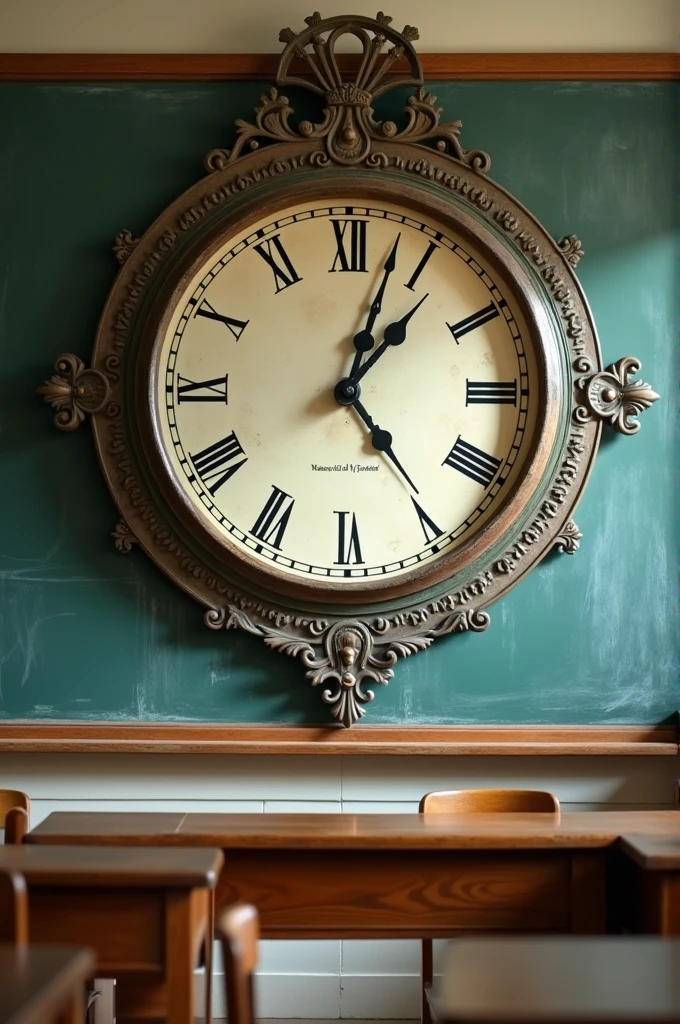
[38,12,659,727]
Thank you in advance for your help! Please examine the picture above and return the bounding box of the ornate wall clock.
[38,13,659,727]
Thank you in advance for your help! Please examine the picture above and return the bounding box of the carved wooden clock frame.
[38,13,659,727]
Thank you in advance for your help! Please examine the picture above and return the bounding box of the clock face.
[153,197,539,591]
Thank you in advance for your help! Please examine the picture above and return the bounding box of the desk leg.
[56,985,86,1024]
[569,853,606,933]
[204,890,214,1024]
[166,890,204,1024]
[421,939,433,1024]
[640,873,680,936]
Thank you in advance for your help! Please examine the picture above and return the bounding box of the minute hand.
[352,293,428,384]
[350,233,400,377]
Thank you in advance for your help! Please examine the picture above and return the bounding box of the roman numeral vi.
[334,511,364,565]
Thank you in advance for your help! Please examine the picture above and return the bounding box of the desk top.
[433,937,680,1022]
[0,946,95,1024]
[620,834,680,869]
[0,843,223,887]
[27,810,680,851]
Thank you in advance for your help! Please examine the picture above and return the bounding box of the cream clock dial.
[155,199,538,586]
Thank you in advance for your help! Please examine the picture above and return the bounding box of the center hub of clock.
[334,377,361,406]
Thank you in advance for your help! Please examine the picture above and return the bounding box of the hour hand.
[352,292,428,383]
[352,399,419,494]
[350,234,400,376]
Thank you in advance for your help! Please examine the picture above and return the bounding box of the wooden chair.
[0,869,29,943]
[217,903,259,1024]
[1,790,30,844]
[419,789,560,1024]
[4,807,29,845]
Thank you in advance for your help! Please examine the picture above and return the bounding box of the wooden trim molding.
[0,53,678,82]
[0,723,677,755]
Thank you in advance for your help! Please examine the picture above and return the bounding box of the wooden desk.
[620,834,680,935]
[0,845,223,1024]
[27,811,680,939]
[432,937,680,1023]
[0,946,95,1024]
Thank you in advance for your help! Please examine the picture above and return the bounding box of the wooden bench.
[0,844,223,1024]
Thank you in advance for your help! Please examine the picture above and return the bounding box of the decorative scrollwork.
[204,13,489,171]
[113,230,140,265]
[558,235,584,267]
[37,354,111,432]
[204,604,491,728]
[112,519,139,554]
[576,357,659,435]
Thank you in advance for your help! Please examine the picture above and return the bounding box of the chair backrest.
[218,903,259,1024]
[4,806,29,845]
[0,869,29,943]
[419,789,560,814]
[0,789,30,828]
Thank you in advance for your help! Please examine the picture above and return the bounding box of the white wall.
[2,751,677,1018]
[0,0,677,53]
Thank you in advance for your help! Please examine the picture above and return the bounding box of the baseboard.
[194,973,422,1019]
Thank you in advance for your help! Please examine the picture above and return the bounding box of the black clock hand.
[350,234,401,377]
[352,292,428,384]
[352,398,419,494]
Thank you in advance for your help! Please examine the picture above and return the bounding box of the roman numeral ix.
[334,511,364,565]
[329,219,368,273]
[466,379,517,406]
[190,432,247,495]
[176,374,228,403]
[253,234,302,293]
[447,302,501,343]
[194,299,248,340]
[443,436,502,488]
[251,486,295,550]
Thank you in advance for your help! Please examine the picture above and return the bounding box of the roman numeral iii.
[466,379,517,405]
[194,300,249,340]
[176,374,228,403]
[447,302,500,343]
[443,436,501,487]
[329,219,368,273]
[334,511,364,565]
[253,234,302,293]
[190,432,247,495]
[251,486,295,549]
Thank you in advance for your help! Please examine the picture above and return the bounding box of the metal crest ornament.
[36,13,660,727]
[37,354,112,431]
[575,357,660,435]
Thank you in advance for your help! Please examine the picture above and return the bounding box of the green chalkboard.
[0,80,677,724]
